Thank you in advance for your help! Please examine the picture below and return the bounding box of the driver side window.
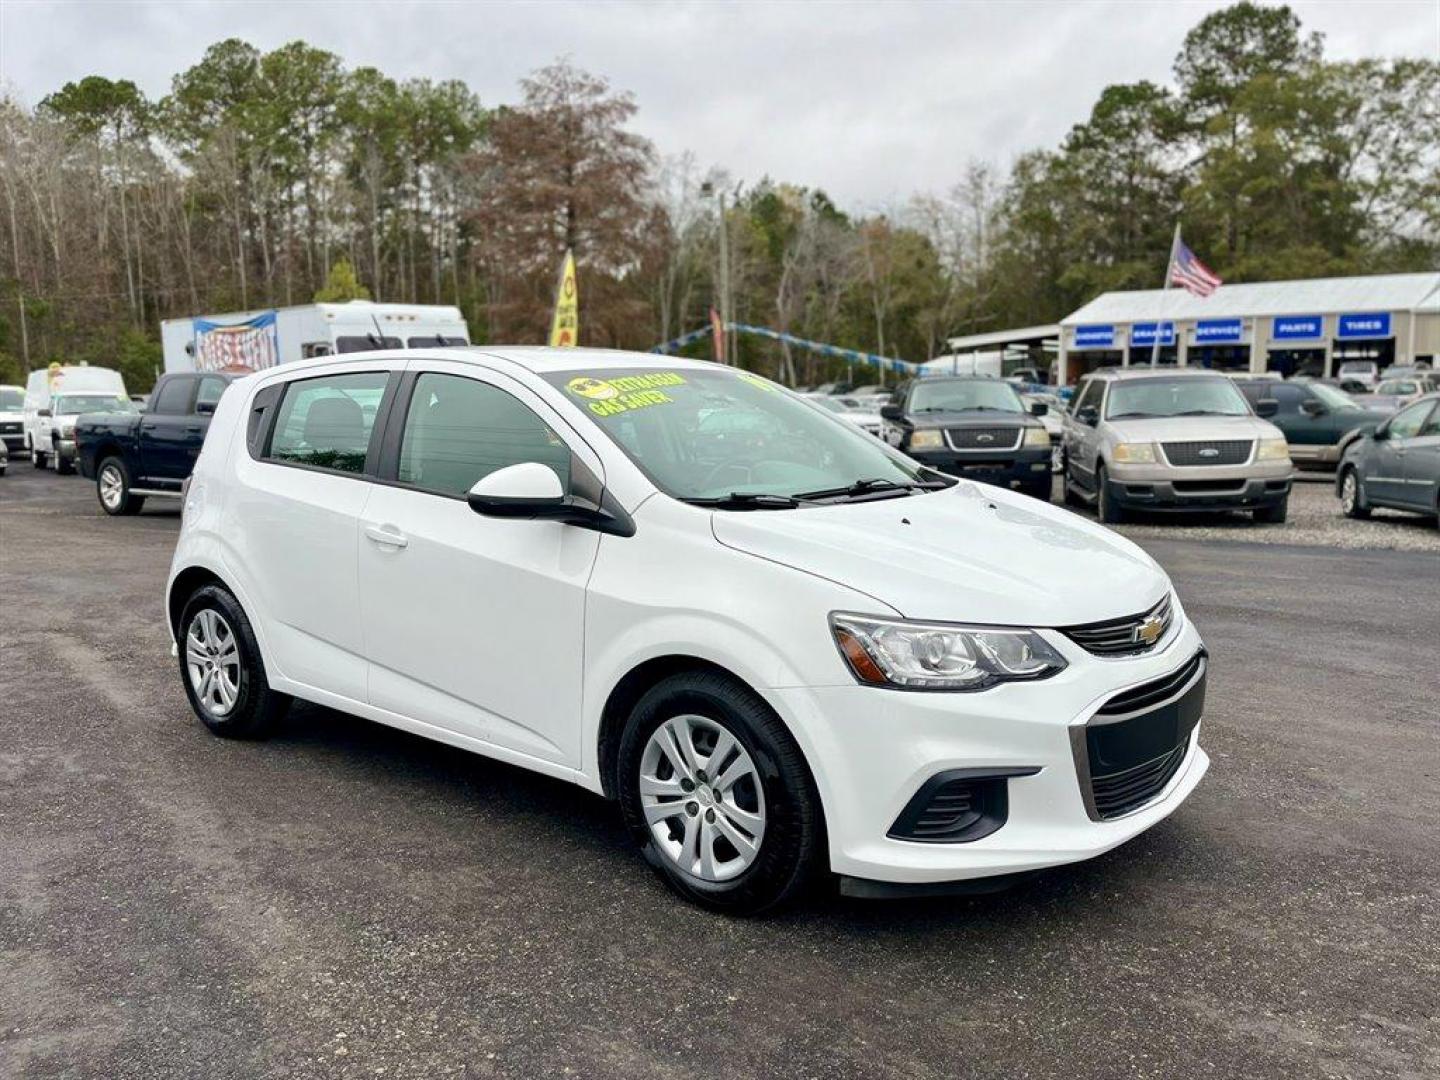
[397,373,571,498]
[1387,401,1432,441]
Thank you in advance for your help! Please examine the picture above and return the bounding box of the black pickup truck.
[76,371,236,515]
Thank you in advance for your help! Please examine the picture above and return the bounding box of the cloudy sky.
[3,1,1435,208]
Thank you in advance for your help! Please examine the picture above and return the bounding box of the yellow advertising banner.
[548,249,578,347]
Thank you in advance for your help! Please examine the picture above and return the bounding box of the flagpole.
[1151,222,1181,367]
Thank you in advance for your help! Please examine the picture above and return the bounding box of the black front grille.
[1162,440,1253,466]
[1061,593,1173,657]
[1172,479,1246,492]
[0,422,20,435]
[1090,740,1190,819]
[946,426,1020,450]
[1082,650,1207,819]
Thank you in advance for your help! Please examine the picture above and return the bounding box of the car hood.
[711,482,1167,626]
[908,410,1038,429]
[1102,413,1283,443]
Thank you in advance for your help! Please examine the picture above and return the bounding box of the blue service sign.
[1272,315,1322,340]
[1074,324,1115,348]
[1195,319,1243,344]
[1131,322,1176,347]
[1337,312,1392,339]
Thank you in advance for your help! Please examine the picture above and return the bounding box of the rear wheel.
[97,457,144,515]
[1339,468,1371,519]
[178,584,290,739]
[1096,464,1125,524]
[617,671,823,915]
[32,447,47,469]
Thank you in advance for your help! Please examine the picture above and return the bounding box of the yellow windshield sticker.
[565,373,686,417]
[736,371,775,392]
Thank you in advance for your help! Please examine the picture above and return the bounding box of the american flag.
[1168,238,1223,297]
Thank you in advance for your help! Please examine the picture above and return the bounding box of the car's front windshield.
[1105,377,1250,419]
[53,394,136,416]
[1378,380,1417,395]
[1309,383,1360,411]
[0,388,23,410]
[908,380,1024,414]
[546,368,935,504]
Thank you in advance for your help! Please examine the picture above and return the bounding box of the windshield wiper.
[1108,411,1158,419]
[682,492,802,510]
[792,477,947,502]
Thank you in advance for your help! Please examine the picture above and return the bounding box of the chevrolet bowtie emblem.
[1135,616,1164,645]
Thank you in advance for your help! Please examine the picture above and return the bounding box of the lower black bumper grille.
[1075,650,1207,820]
[888,767,1039,843]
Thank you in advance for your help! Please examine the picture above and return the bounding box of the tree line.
[1,1,1435,391]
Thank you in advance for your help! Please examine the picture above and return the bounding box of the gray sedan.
[1337,392,1440,525]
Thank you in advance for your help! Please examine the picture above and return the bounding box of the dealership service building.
[1056,272,1440,385]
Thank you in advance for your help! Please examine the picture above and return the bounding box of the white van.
[0,383,25,458]
[25,366,128,469]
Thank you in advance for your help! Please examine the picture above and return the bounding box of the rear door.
[357,361,601,766]
[138,376,197,485]
[232,365,397,703]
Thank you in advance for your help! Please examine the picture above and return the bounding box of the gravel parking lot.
[2,468,1438,1080]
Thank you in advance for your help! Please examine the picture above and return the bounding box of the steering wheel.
[698,459,756,491]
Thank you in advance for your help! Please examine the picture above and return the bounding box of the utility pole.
[703,180,733,365]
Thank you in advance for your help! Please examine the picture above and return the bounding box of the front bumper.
[909,445,1052,488]
[774,612,1209,885]
[1106,459,1291,511]
[0,432,23,454]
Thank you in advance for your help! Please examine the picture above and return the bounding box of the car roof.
[1086,367,1232,381]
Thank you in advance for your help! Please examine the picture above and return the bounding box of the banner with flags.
[193,311,279,371]
[1168,236,1223,297]
[548,249,579,347]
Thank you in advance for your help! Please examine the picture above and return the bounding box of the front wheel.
[97,457,145,515]
[1253,496,1288,524]
[1096,465,1125,524]
[32,447,47,469]
[1339,469,1371,519]
[178,584,291,738]
[55,452,75,476]
[617,672,824,915]
[1022,477,1053,502]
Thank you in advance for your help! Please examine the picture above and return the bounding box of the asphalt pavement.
[2,467,1438,1079]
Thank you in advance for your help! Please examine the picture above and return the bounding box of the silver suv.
[1062,368,1293,523]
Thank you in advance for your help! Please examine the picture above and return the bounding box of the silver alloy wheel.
[99,464,124,510]
[186,608,241,717]
[1341,472,1358,514]
[639,714,766,883]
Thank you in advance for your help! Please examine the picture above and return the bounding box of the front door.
[1369,400,1431,506]
[1405,402,1440,514]
[358,364,601,767]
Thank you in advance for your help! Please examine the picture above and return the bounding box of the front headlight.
[908,429,943,450]
[830,613,1068,691]
[1023,426,1050,448]
[1257,437,1290,461]
[1112,442,1156,464]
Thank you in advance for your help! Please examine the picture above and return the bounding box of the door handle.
[185,425,203,433]
[364,524,408,549]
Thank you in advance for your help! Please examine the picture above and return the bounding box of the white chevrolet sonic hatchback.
[167,348,1209,912]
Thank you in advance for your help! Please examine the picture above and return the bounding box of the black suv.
[881,377,1053,500]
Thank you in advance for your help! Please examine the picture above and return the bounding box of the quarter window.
[397,373,571,497]
[267,372,388,474]
[197,377,228,409]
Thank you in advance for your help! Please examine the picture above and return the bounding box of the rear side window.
[267,372,389,474]
[152,377,195,415]
[196,377,228,409]
[397,373,571,497]
[406,335,469,348]
[335,335,400,353]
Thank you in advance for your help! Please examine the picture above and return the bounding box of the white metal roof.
[945,324,1060,350]
[1061,272,1440,326]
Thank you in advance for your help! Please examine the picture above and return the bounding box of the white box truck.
[160,301,470,374]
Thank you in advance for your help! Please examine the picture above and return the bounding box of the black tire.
[617,671,824,915]
[1339,468,1370,519]
[55,452,75,476]
[177,584,291,739]
[1253,496,1288,524]
[1096,464,1125,524]
[32,447,47,469]
[97,456,145,515]
[1023,478,1052,502]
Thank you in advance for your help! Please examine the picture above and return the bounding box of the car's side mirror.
[196,399,217,415]
[1076,405,1099,427]
[467,461,635,537]
[879,403,904,421]
[1029,401,1049,417]
[1371,423,1390,441]
[1301,399,1326,417]
[38,408,51,418]
[1255,398,1279,418]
